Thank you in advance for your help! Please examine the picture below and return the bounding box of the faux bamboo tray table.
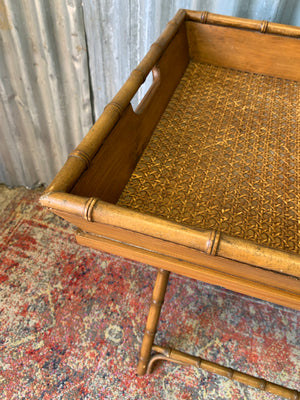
[41,10,300,398]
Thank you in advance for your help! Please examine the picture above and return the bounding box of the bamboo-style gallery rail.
[41,9,300,398]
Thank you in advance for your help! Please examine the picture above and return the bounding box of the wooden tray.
[41,9,300,309]
[41,10,300,397]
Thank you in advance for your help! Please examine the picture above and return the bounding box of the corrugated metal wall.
[1,0,300,187]
[0,0,92,187]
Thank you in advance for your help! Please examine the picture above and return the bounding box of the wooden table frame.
[41,10,300,399]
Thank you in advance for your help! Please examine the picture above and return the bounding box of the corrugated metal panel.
[1,0,300,187]
[0,0,93,187]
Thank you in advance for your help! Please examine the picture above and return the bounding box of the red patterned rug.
[0,184,299,399]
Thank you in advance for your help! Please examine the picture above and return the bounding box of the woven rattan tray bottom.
[118,61,300,255]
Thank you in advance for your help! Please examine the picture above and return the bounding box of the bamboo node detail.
[200,11,208,24]
[105,101,123,116]
[84,197,98,222]
[68,149,91,169]
[132,67,147,84]
[260,20,269,33]
[206,230,221,255]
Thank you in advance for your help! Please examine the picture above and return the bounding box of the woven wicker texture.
[118,62,300,254]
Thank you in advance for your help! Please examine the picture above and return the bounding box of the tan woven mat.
[118,62,300,254]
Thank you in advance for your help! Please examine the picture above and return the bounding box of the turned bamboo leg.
[137,268,170,376]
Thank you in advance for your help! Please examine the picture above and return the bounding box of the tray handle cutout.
[132,66,160,115]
